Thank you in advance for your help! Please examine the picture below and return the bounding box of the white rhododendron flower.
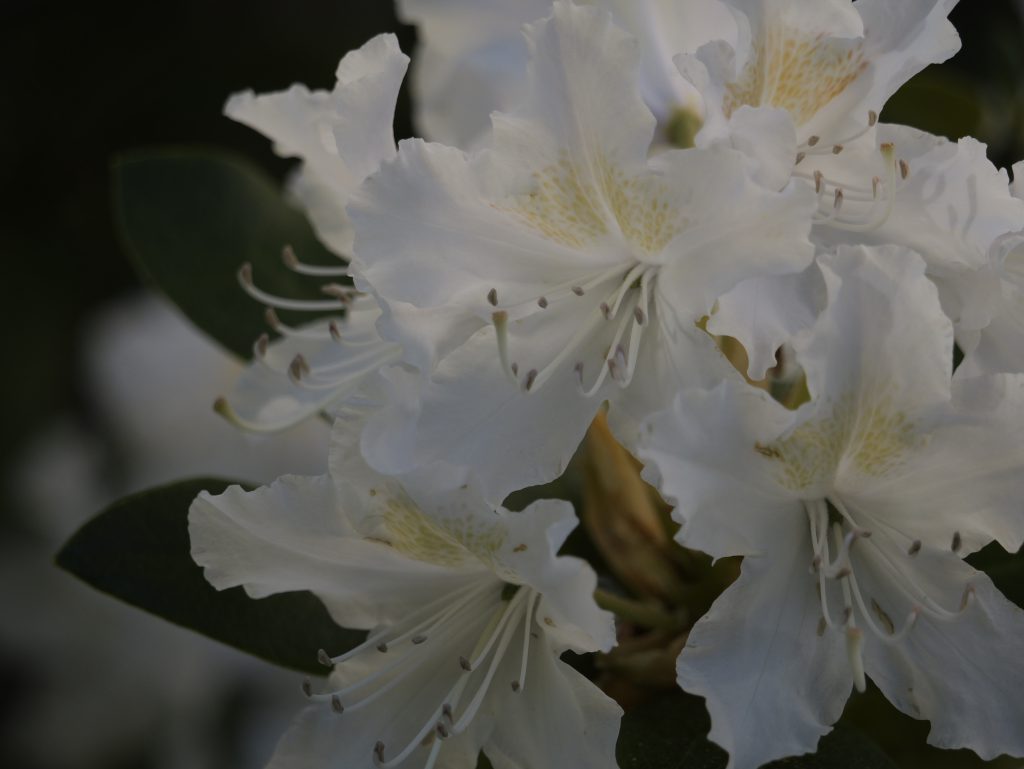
[350,2,816,499]
[397,0,737,148]
[190,426,620,769]
[683,0,959,187]
[639,245,1024,769]
[215,36,409,432]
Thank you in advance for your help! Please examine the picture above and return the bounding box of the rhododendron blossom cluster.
[88,2,1024,768]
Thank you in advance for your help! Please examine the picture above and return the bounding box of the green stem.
[594,589,685,631]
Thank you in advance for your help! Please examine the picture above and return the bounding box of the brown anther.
[600,302,612,319]
[833,189,844,210]
[377,642,389,653]
[442,704,454,722]
[908,539,922,556]
[510,681,522,693]
[807,135,821,147]
[835,567,852,579]
[282,244,299,268]
[524,369,539,391]
[301,679,313,697]
[487,288,498,306]
[264,307,281,329]
[842,607,853,625]
[436,722,450,739]
[899,159,910,180]
[796,152,806,165]
[330,695,344,714]
[329,321,342,341]
[317,648,333,667]
[238,262,254,285]
[255,333,269,358]
[412,635,427,645]
[951,531,962,552]
[537,296,548,309]
[817,616,828,637]
[289,354,310,380]
[960,585,975,611]
[872,176,881,197]
[832,144,844,155]
[374,742,386,762]
[814,170,824,194]
[571,285,585,296]
[511,362,519,377]
[459,656,472,672]
[868,110,878,126]
[633,306,646,325]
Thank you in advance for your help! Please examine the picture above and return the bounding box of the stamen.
[487,288,498,307]
[281,244,349,276]
[492,312,516,384]
[572,286,585,296]
[255,333,269,359]
[908,540,921,556]
[832,144,844,155]
[318,648,333,668]
[302,679,313,698]
[331,695,344,714]
[537,296,548,309]
[899,160,910,180]
[951,531,962,553]
[807,136,820,147]
[238,263,345,312]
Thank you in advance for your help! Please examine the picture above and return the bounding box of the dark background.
[0,2,1022,768]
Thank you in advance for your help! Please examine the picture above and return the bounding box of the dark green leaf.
[112,148,341,359]
[616,692,897,769]
[56,477,365,675]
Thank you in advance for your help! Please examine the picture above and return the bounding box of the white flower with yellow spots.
[639,244,1024,769]
[189,425,620,769]
[683,0,959,189]
[350,2,816,500]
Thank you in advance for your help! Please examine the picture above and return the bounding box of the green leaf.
[616,692,897,769]
[112,148,341,359]
[56,477,365,675]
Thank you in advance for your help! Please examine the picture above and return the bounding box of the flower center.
[306,581,540,769]
[804,498,974,692]
[723,25,867,126]
[488,261,659,396]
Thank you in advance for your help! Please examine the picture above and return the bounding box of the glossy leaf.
[56,477,365,675]
[112,149,341,359]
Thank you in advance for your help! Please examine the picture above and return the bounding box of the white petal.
[708,263,825,380]
[851,535,1024,759]
[189,475,473,628]
[226,34,408,255]
[797,245,954,416]
[676,511,852,769]
[654,146,816,321]
[485,653,622,769]
[844,373,1024,555]
[365,323,602,501]
[396,0,549,147]
[638,381,804,558]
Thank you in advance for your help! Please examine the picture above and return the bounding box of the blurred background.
[0,2,1022,768]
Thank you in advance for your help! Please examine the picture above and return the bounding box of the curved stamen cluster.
[305,581,539,769]
[490,261,658,396]
[805,497,975,692]
[793,113,909,232]
[235,247,400,392]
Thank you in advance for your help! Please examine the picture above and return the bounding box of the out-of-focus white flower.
[351,2,815,500]
[639,245,1024,769]
[397,0,737,148]
[5,293,323,769]
[189,426,621,769]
